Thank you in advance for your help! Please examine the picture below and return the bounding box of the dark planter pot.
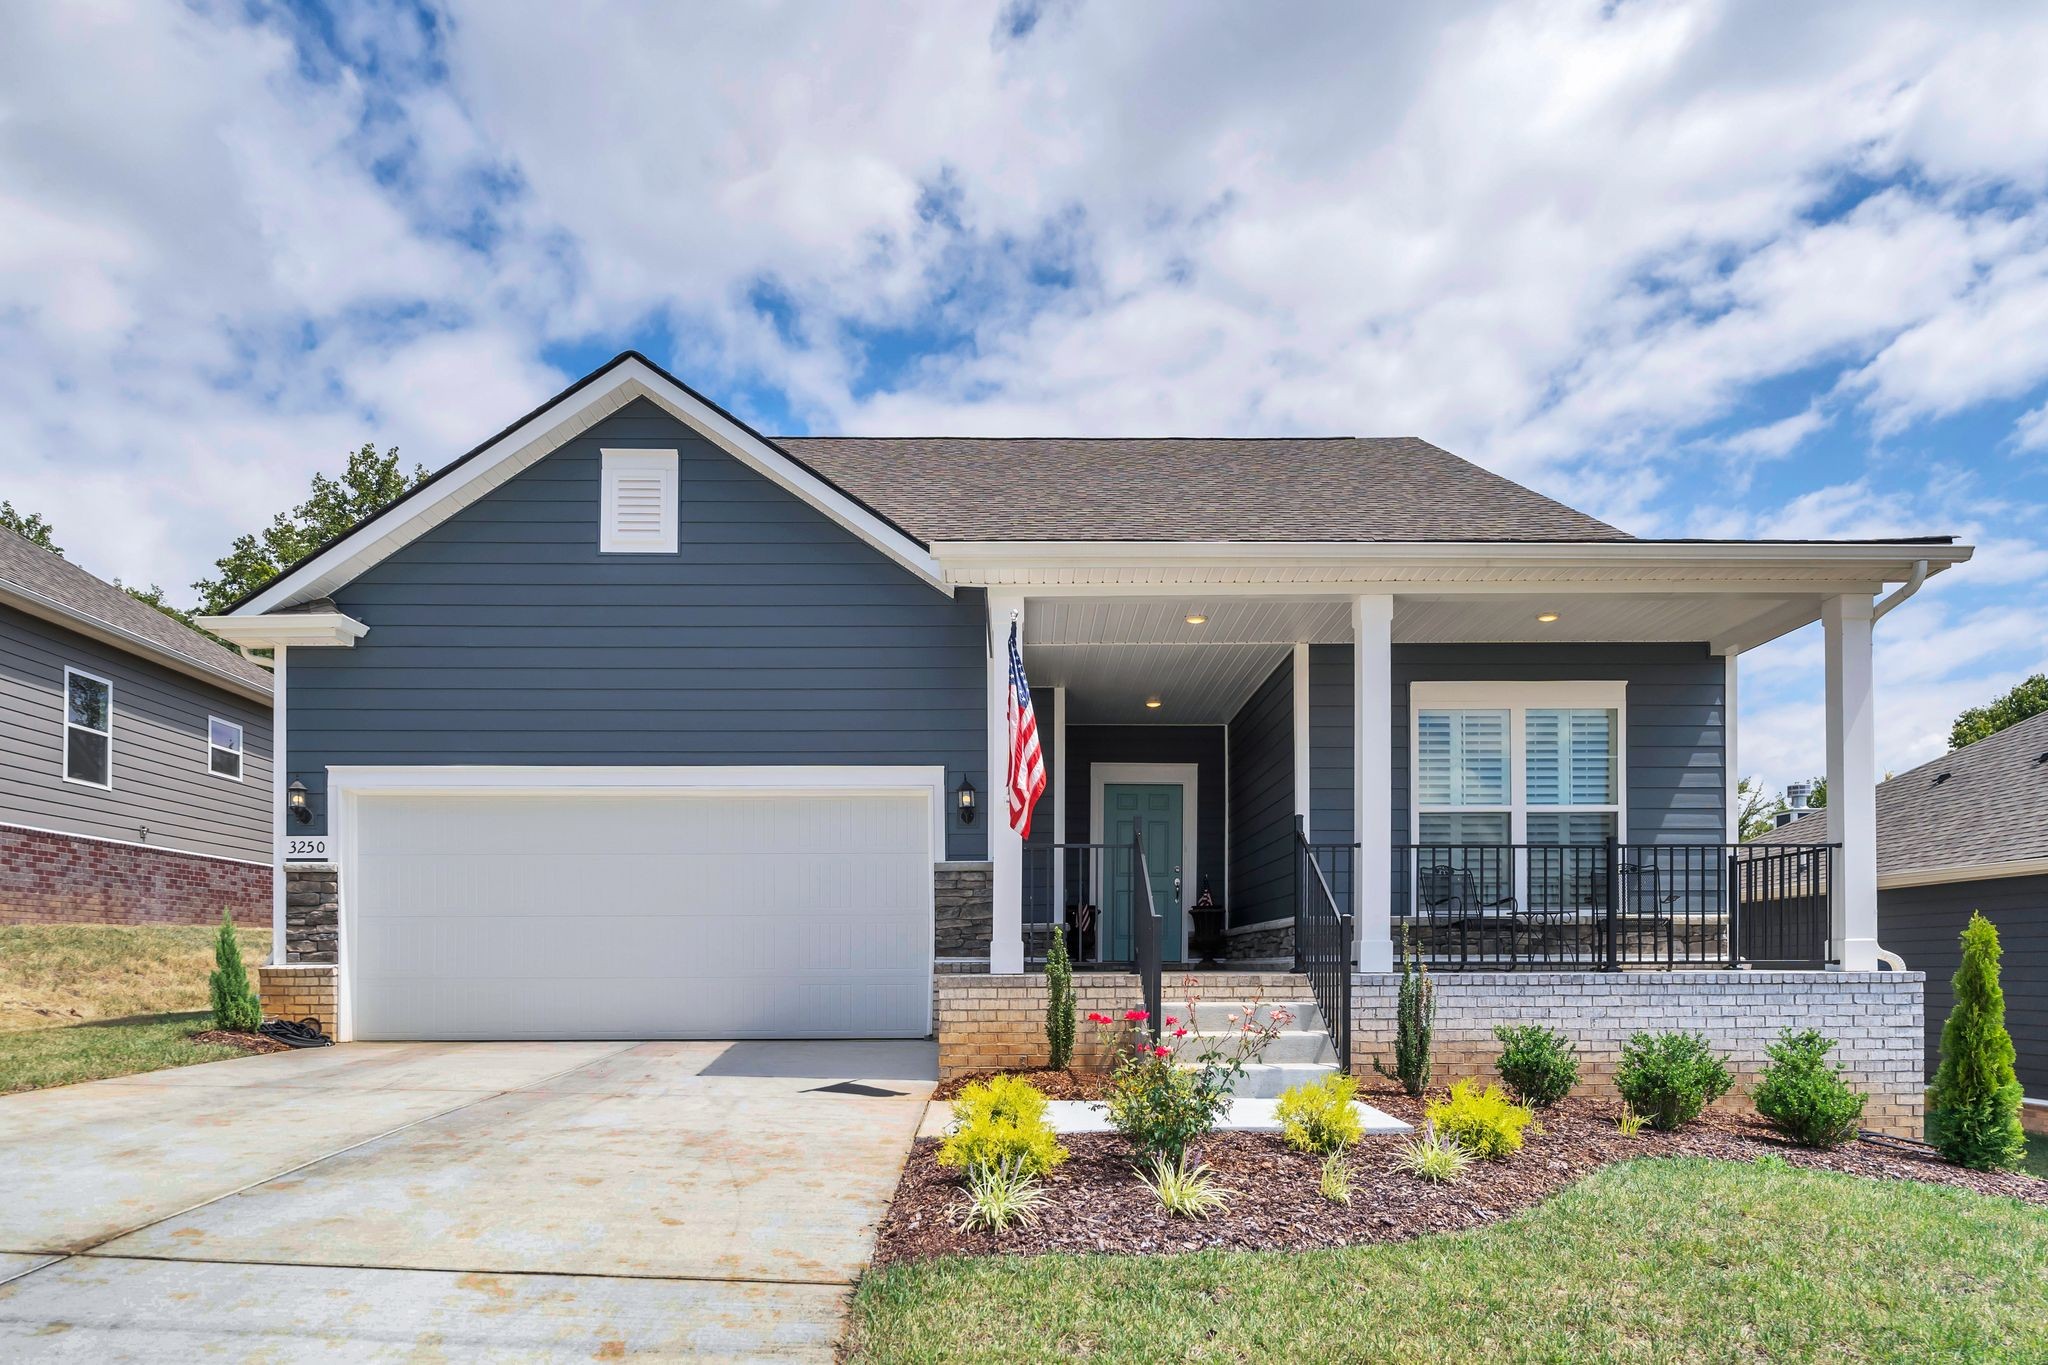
[1189,906,1227,965]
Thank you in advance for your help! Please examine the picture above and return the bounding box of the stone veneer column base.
[258,963,338,1037]
[1349,970,1926,1138]
[285,864,339,963]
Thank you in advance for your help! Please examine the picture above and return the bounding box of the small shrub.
[1318,1152,1352,1206]
[1426,1078,1533,1160]
[1276,1072,1362,1154]
[1373,931,1435,1097]
[1753,1029,1866,1149]
[1140,1152,1231,1218]
[1044,933,1076,1070]
[938,1075,1068,1178]
[1613,1031,1732,1132]
[1615,1107,1647,1138]
[952,1157,1049,1234]
[1105,1054,1228,1162]
[1492,1023,1579,1108]
[1927,912,2026,1171]
[1395,1122,1473,1184]
[207,908,261,1033]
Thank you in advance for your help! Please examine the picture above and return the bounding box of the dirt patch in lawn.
[932,1068,1111,1102]
[190,1029,289,1055]
[875,1085,2046,1265]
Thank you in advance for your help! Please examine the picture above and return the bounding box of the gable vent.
[600,448,679,553]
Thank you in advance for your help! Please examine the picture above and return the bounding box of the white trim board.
[1088,762,1200,964]
[0,819,270,869]
[1406,680,1630,846]
[228,356,945,616]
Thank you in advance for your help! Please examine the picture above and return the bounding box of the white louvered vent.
[600,448,679,553]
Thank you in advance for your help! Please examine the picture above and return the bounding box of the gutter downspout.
[1857,558,1928,972]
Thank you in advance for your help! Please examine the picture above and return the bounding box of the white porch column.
[1352,596,1394,971]
[1291,642,1312,833]
[270,645,288,965]
[1822,595,1878,971]
[987,592,1026,974]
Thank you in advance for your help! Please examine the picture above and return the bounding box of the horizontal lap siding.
[1881,873,2047,1097]
[0,606,272,862]
[1227,656,1295,928]
[289,399,988,860]
[1308,641,1726,848]
[1062,726,1226,900]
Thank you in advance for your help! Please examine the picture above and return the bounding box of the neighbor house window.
[599,448,679,553]
[208,717,244,781]
[63,667,112,789]
[1411,682,1624,845]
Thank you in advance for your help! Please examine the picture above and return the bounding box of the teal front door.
[1103,783,1184,963]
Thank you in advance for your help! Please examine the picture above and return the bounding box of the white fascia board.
[232,359,946,615]
[196,612,368,650]
[1878,857,2048,891]
[0,582,272,703]
[326,763,950,859]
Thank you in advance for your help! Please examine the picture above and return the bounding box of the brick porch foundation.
[0,824,268,927]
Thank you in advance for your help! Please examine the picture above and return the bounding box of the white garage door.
[346,787,932,1040]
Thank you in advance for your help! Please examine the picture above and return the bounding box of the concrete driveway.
[0,1038,935,1360]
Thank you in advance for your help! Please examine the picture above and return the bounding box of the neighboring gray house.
[0,528,273,926]
[201,351,1965,1092]
[1757,709,2047,1128]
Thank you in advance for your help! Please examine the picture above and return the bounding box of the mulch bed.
[874,1083,2045,1265]
[191,1028,289,1055]
[932,1068,1110,1102]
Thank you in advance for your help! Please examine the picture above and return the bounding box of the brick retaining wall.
[258,962,337,1037]
[1349,970,1925,1137]
[0,825,268,926]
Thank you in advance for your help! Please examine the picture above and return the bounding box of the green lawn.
[0,922,270,1032]
[849,1158,2047,1363]
[2026,1133,2048,1180]
[0,1011,255,1094]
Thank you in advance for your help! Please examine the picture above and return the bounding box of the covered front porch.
[956,540,1960,983]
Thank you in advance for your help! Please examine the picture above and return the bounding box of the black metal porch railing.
[1305,839,1837,971]
[1022,836,1164,1035]
[1293,818,1352,1069]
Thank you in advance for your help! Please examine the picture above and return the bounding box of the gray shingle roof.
[1750,709,2048,874]
[0,529,271,693]
[776,436,1631,543]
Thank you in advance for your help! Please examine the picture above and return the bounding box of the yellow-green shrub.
[937,1074,1068,1177]
[1275,1072,1362,1154]
[1426,1079,1533,1160]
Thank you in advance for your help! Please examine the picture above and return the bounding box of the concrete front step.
[1225,1061,1341,1099]
[1184,999,1324,1033]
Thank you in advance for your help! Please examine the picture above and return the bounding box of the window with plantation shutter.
[1414,707,1511,845]
[600,448,679,553]
[1411,684,1625,848]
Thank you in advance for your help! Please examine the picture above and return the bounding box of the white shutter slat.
[600,450,680,553]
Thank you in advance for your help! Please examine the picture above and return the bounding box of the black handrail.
[1294,817,1352,1070]
[1131,830,1163,1040]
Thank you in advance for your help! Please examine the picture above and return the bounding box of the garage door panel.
[347,787,932,1040]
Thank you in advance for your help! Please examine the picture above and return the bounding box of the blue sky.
[2,0,2046,794]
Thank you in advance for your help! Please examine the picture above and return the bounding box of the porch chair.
[1418,863,1522,968]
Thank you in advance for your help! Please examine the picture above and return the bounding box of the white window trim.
[207,716,245,783]
[61,666,113,790]
[599,447,679,554]
[1408,681,1628,845]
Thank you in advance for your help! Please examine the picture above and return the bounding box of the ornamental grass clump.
[1275,1072,1362,1154]
[207,908,261,1033]
[1752,1028,1866,1149]
[1613,1031,1732,1132]
[1492,1023,1579,1108]
[1373,931,1435,1097]
[952,1156,1050,1234]
[938,1075,1067,1178]
[1318,1152,1353,1206]
[1927,912,2026,1171]
[1426,1079,1533,1160]
[1044,932,1076,1070]
[1395,1121,1473,1184]
[1140,1152,1231,1219]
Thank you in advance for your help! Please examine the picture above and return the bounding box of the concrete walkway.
[0,1038,936,1361]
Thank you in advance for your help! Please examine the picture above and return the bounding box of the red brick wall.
[0,825,269,926]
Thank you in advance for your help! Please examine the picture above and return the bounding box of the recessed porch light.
[1145,697,1163,709]
[1184,613,1207,625]
[1536,612,1560,623]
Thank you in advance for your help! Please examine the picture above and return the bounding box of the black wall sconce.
[288,780,313,825]
[956,776,978,825]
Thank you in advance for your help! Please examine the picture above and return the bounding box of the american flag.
[1005,619,1047,837]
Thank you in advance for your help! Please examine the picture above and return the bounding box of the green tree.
[1045,932,1076,1070]
[1950,674,2048,751]
[1926,912,2025,1171]
[0,501,61,555]
[192,443,427,613]
[207,909,262,1033]
[1736,777,1776,842]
